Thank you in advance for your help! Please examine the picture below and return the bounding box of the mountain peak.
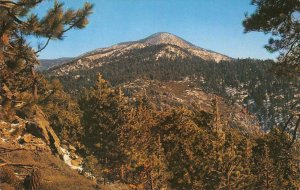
[147,32,179,38]
[47,33,232,73]
[140,32,195,49]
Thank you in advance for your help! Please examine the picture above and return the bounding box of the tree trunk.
[31,66,38,101]
[23,168,41,190]
[121,164,125,183]
[150,170,154,190]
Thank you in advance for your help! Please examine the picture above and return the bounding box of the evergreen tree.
[243,0,300,137]
[201,101,253,190]
[120,96,170,189]
[40,79,83,143]
[0,0,93,107]
[79,74,127,182]
[251,128,300,189]
[243,0,300,76]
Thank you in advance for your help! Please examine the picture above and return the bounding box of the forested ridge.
[48,44,299,131]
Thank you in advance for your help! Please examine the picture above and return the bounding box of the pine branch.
[289,116,300,147]
[0,1,18,6]
[282,100,300,132]
[34,36,51,54]
[1,6,24,24]
[0,0,43,7]
[1,48,17,56]
[284,37,299,58]
[62,17,85,33]
[282,115,294,132]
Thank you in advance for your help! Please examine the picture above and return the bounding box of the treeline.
[44,74,300,189]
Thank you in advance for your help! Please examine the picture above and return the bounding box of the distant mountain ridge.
[44,32,231,74]
[38,57,74,71]
[81,32,232,62]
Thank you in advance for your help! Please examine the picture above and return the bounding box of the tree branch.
[0,1,18,6]
[282,115,294,132]
[62,17,84,33]
[289,116,300,147]
[0,0,43,7]
[34,36,51,54]
[0,6,25,24]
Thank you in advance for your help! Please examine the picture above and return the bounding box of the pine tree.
[251,128,300,189]
[155,108,205,189]
[243,0,300,137]
[40,79,83,143]
[0,0,93,106]
[197,100,254,190]
[267,128,300,189]
[243,0,300,76]
[120,97,161,188]
[252,136,277,189]
[79,74,127,182]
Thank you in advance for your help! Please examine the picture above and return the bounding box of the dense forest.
[32,75,300,189]
[50,45,299,131]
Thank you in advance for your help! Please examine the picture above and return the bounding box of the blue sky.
[36,0,277,60]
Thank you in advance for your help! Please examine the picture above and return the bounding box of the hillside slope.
[0,141,97,190]
[122,79,261,134]
[45,32,299,131]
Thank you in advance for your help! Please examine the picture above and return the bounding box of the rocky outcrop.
[1,104,86,174]
[0,105,62,155]
[26,105,63,156]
